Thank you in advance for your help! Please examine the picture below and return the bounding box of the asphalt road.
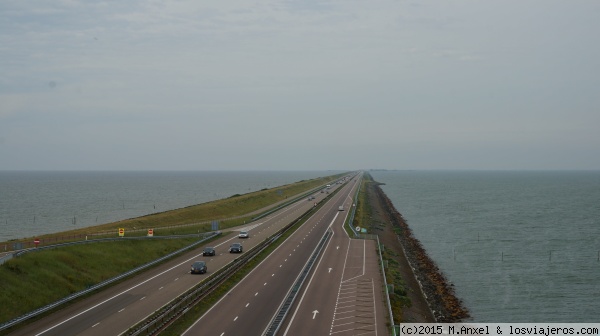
[181,173,388,336]
[8,182,338,336]
[280,220,388,335]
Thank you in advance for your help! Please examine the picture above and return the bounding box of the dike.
[373,182,470,322]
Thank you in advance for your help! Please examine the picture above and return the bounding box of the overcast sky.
[1,1,599,171]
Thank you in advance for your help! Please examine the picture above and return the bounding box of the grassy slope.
[4,174,342,243]
[0,238,199,323]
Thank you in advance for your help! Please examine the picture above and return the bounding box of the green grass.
[0,237,200,325]
[352,172,411,322]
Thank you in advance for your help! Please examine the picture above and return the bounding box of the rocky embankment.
[373,183,470,322]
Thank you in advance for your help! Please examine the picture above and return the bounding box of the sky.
[1,0,599,171]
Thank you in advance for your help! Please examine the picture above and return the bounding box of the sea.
[0,170,340,243]
[369,170,600,323]
[1,170,599,322]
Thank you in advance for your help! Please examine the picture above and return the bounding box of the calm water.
[0,171,339,242]
[369,170,600,322]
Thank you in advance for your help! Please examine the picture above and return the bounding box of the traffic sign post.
[33,238,40,248]
[118,228,125,237]
[147,229,154,237]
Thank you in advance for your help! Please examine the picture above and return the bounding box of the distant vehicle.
[238,231,249,238]
[326,184,331,189]
[338,205,344,211]
[190,261,207,274]
[203,247,216,256]
[229,243,243,253]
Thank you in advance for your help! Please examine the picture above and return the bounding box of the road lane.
[181,179,358,335]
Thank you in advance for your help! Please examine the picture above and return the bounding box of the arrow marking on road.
[312,310,319,319]
[328,268,332,273]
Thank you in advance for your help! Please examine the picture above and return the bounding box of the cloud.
[1,0,600,170]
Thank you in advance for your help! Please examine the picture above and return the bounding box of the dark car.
[190,261,207,274]
[203,247,216,256]
[229,243,243,253]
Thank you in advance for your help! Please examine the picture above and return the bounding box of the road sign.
[118,228,125,237]
[148,229,154,237]
[34,238,40,247]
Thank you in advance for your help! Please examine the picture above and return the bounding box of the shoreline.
[367,178,470,322]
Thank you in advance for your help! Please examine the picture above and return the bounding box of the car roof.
[231,242,241,246]
[193,260,206,264]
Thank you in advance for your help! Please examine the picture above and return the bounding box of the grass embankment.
[0,173,344,328]
[352,172,410,322]
[0,238,201,326]
[5,174,343,244]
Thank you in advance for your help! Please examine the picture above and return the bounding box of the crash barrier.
[0,232,220,332]
[264,229,332,335]
[126,203,318,336]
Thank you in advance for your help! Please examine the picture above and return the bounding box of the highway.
[9,183,334,336]
[182,173,388,336]
[9,172,390,336]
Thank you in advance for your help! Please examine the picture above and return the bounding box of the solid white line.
[35,245,223,335]
[282,213,338,336]
[371,278,378,336]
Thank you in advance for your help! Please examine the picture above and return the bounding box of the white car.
[238,231,249,238]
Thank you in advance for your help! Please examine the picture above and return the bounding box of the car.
[229,243,243,253]
[203,247,216,256]
[190,261,207,274]
[238,231,249,238]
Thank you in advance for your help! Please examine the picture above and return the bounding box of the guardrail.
[377,235,398,336]
[264,228,332,335]
[126,203,319,335]
[0,234,212,266]
[0,232,220,332]
[0,182,333,255]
